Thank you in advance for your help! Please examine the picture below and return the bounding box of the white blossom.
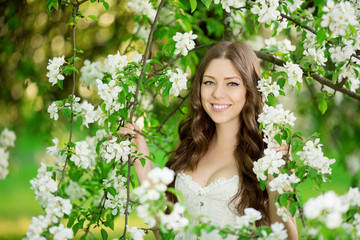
[0,128,16,148]
[79,100,99,128]
[346,152,360,176]
[49,224,74,240]
[127,0,156,21]
[173,31,197,56]
[46,137,60,157]
[127,226,145,240]
[65,180,86,200]
[159,203,189,232]
[265,37,296,56]
[253,148,285,181]
[103,51,128,79]
[304,191,348,229]
[269,222,288,240]
[283,62,303,87]
[269,173,299,194]
[70,140,92,169]
[251,0,280,25]
[321,0,359,38]
[48,102,59,121]
[257,77,280,102]
[96,79,124,114]
[46,56,66,86]
[275,202,291,222]
[296,138,335,175]
[23,215,50,240]
[103,169,128,216]
[167,68,188,97]
[101,138,131,163]
[30,162,58,207]
[214,0,237,13]
[45,196,72,223]
[79,60,104,88]
[0,147,9,179]
[303,47,327,66]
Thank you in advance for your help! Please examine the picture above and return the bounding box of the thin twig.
[120,154,132,239]
[57,4,79,192]
[156,94,189,132]
[129,0,166,124]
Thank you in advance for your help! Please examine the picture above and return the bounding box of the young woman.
[118,41,298,239]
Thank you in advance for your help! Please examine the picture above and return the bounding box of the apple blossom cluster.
[250,0,280,25]
[127,0,156,21]
[133,167,189,232]
[65,180,86,200]
[124,225,146,240]
[79,60,104,88]
[70,140,94,169]
[25,162,73,240]
[213,0,243,13]
[304,188,360,231]
[103,169,129,215]
[166,68,188,97]
[283,62,303,87]
[301,33,327,67]
[173,31,197,56]
[275,202,292,222]
[234,208,262,229]
[47,96,101,128]
[259,222,288,240]
[253,148,285,181]
[265,37,296,56]
[96,79,125,114]
[339,60,360,92]
[296,138,335,175]
[47,56,66,86]
[257,104,296,148]
[269,173,300,194]
[0,128,16,179]
[103,51,129,80]
[321,0,359,38]
[257,76,280,102]
[101,138,131,163]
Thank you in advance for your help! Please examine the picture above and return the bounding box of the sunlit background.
[1,0,360,239]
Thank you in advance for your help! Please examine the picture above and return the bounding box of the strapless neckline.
[177,171,239,194]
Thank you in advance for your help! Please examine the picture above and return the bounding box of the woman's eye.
[203,81,215,85]
[228,82,239,86]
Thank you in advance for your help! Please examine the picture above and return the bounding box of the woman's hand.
[117,123,152,184]
[273,141,292,160]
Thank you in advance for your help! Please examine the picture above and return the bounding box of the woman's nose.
[212,84,225,98]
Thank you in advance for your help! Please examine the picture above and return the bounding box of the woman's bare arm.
[117,123,152,185]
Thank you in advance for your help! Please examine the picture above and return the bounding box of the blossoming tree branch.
[24,0,360,239]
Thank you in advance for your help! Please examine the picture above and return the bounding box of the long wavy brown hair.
[166,41,269,226]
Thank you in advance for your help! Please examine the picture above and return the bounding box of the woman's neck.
[212,122,239,150]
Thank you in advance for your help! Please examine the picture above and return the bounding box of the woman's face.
[200,58,247,129]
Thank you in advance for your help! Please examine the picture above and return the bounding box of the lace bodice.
[174,171,241,240]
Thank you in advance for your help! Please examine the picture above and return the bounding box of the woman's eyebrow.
[203,75,241,80]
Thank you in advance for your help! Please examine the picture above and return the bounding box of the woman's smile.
[201,58,247,128]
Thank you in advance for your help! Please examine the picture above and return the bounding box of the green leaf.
[316,28,326,45]
[190,0,197,13]
[57,79,64,89]
[274,133,282,146]
[349,24,357,35]
[279,194,288,207]
[107,187,117,196]
[61,108,72,120]
[102,0,110,11]
[200,0,212,8]
[260,180,266,191]
[88,15,98,21]
[46,0,59,14]
[289,201,297,216]
[101,229,108,240]
[306,77,313,85]
[318,98,327,114]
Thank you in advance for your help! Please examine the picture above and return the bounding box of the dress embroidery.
[174,171,241,240]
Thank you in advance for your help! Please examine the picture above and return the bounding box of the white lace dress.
[174,171,240,240]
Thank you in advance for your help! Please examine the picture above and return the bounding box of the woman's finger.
[117,127,135,136]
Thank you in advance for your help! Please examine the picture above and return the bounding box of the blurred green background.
[1,0,360,239]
